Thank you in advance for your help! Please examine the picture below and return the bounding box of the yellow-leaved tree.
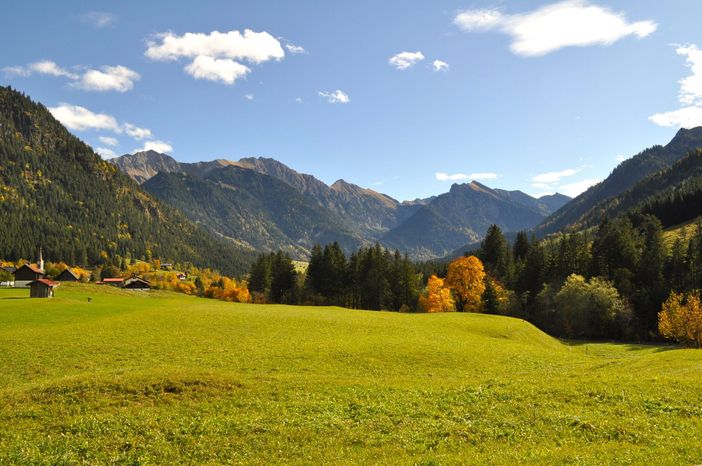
[659,291,702,348]
[445,255,486,312]
[419,275,455,312]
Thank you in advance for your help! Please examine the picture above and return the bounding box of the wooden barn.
[29,279,59,298]
[14,264,45,288]
[100,278,125,287]
[56,268,80,282]
[124,277,151,290]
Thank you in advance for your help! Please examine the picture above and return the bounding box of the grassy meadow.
[1,284,701,465]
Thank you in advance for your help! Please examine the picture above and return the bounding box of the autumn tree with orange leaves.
[419,275,455,312]
[659,291,702,348]
[445,255,486,312]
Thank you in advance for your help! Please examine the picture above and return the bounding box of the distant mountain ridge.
[112,151,570,259]
[382,181,560,259]
[535,127,702,235]
[563,148,702,230]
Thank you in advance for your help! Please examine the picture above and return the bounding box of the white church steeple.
[38,247,44,272]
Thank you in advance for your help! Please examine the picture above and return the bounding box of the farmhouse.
[14,263,45,287]
[56,268,80,282]
[14,248,46,287]
[124,277,151,290]
[99,278,125,287]
[29,279,58,298]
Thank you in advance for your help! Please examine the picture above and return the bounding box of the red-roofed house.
[29,279,59,298]
[100,278,125,287]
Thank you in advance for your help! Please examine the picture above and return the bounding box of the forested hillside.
[573,149,702,229]
[536,127,702,235]
[0,86,253,274]
[143,168,363,258]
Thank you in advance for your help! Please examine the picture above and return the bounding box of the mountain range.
[112,151,570,259]
[6,85,702,272]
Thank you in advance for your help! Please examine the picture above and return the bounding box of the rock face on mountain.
[143,168,362,259]
[536,127,702,235]
[232,157,421,237]
[112,151,569,259]
[382,182,560,259]
[111,150,182,184]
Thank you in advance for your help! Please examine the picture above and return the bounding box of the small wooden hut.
[29,279,59,298]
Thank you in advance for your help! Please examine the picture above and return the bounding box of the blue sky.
[2,1,702,201]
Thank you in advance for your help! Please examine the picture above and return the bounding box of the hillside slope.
[1,283,701,464]
[143,168,363,258]
[574,148,702,229]
[0,86,253,274]
[536,127,702,235]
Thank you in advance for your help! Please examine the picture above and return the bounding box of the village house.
[13,248,45,287]
[124,277,151,290]
[29,278,58,298]
[14,263,45,287]
[56,268,80,282]
[99,278,125,287]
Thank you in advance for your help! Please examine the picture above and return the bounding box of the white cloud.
[615,154,627,162]
[557,178,600,197]
[295,97,303,103]
[532,168,578,184]
[99,136,118,146]
[145,29,284,62]
[244,94,255,100]
[48,104,121,132]
[2,66,30,77]
[3,60,139,92]
[284,42,307,54]
[49,104,156,146]
[433,60,449,72]
[454,9,505,31]
[436,172,499,182]
[530,166,597,197]
[96,147,117,159]
[3,60,78,79]
[145,29,284,85]
[319,90,350,104]
[135,140,174,154]
[123,123,152,140]
[389,51,425,70]
[72,65,140,92]
[29,60,79,79]
[649,44,702,128]
[454,1,657,57]
[650,106,702,128]
[184,55,250,85]
[80,11,117,28]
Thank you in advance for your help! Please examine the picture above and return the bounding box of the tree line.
[248,214,702,345]
[248,243,421,311]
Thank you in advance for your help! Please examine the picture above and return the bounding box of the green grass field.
[1,284,701,465]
